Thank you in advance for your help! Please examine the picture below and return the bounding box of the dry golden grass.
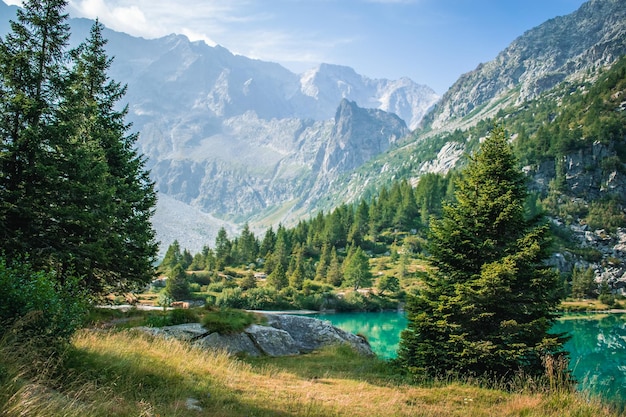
[560,300,623,312]
[0,329,617,417]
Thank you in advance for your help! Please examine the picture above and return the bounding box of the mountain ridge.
[423,0,626,132]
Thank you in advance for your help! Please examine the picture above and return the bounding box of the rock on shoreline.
[138,313,374,357]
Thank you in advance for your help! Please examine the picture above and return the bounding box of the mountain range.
[1,0,625,258]
[325,0,626,206]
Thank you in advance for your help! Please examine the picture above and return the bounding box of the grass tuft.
[201,307,264,334]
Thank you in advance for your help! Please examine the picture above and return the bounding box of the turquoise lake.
[311,311,626,405]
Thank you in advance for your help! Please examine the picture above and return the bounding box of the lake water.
[311,311,626,405]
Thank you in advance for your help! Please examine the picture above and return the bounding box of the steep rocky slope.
[92,26,433,250]
[423,0,626,131]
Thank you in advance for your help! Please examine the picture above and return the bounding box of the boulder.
[263,314,373,356]
[138,314,374,357]
[196,332,262,357]
[137,323,207,341]
[244,324,301,356]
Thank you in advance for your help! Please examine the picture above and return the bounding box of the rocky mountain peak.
[425,0,626,131]
[322,99,408,174]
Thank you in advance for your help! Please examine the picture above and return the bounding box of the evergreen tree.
[393,180,419,231]
[259,226,276,257]
[0,9,156,294]
[377,275,400,296]
[214,227,231,270]
[368,197,383,239]
[165,263,190,301]
[0,0,71,264]
[314,242,331,281]
[324,207,348,248]
[237,223,258,265]
[161,240,182,272]
[289,243,306,289]
[71,20,157,292]
[570,266,597,299]
[343,247,372,291]
[181,249,193,270]
[239,270,257,290]
[204,247,217,272]
[398,127,567,380]
[272,225,290,270]
[267,262,288,290]
[189,252,206,271]
[326,247,343,287]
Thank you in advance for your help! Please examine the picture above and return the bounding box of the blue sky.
[3,0,587,93]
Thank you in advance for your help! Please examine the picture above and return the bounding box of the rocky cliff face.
[525,141,626,290]
[525,141,626,200]
[143,97,409,227]
[300,64,437,130]
[318,100,409,177]
[425,0,626,131]
[83,26,436,251]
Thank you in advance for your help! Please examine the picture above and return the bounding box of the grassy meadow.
[0,317,621,417]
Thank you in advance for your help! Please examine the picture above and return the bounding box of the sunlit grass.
[560,299,623,312]
[1,328,620,417]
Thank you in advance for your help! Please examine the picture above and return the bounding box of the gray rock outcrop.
[264,314,373,356]
[138,314,374,357]
[549,225,626,293]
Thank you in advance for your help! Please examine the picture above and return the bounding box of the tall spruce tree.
[398,126,567,380]
[58,20,157,292]
[0,3,157,295]
[0,0,71,260]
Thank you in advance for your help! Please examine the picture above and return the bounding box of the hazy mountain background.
[1,0,625,262]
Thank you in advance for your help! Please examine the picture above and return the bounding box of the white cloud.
[179,28,217,48]
[66,0,261,41]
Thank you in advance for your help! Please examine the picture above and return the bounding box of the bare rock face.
[263,314,373,356]
[426,0,626,131]
[139,315,374,357]
[197,331,263,357]
[244,324,301,357]
[549,225,626,293]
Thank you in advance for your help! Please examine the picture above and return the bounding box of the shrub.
[207,280,238,293]
[243,287,289,310]
[0,258,88,346]
[335,291,375,312]
[169,308,199,325]
[296,293,327,310]
[586,199,626,233]
[201,308,260,334]
[144,308,199,327]
[215,287,245,309]
[188,271,212,285]
[302,279,333,296]
[599,293,617,308]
